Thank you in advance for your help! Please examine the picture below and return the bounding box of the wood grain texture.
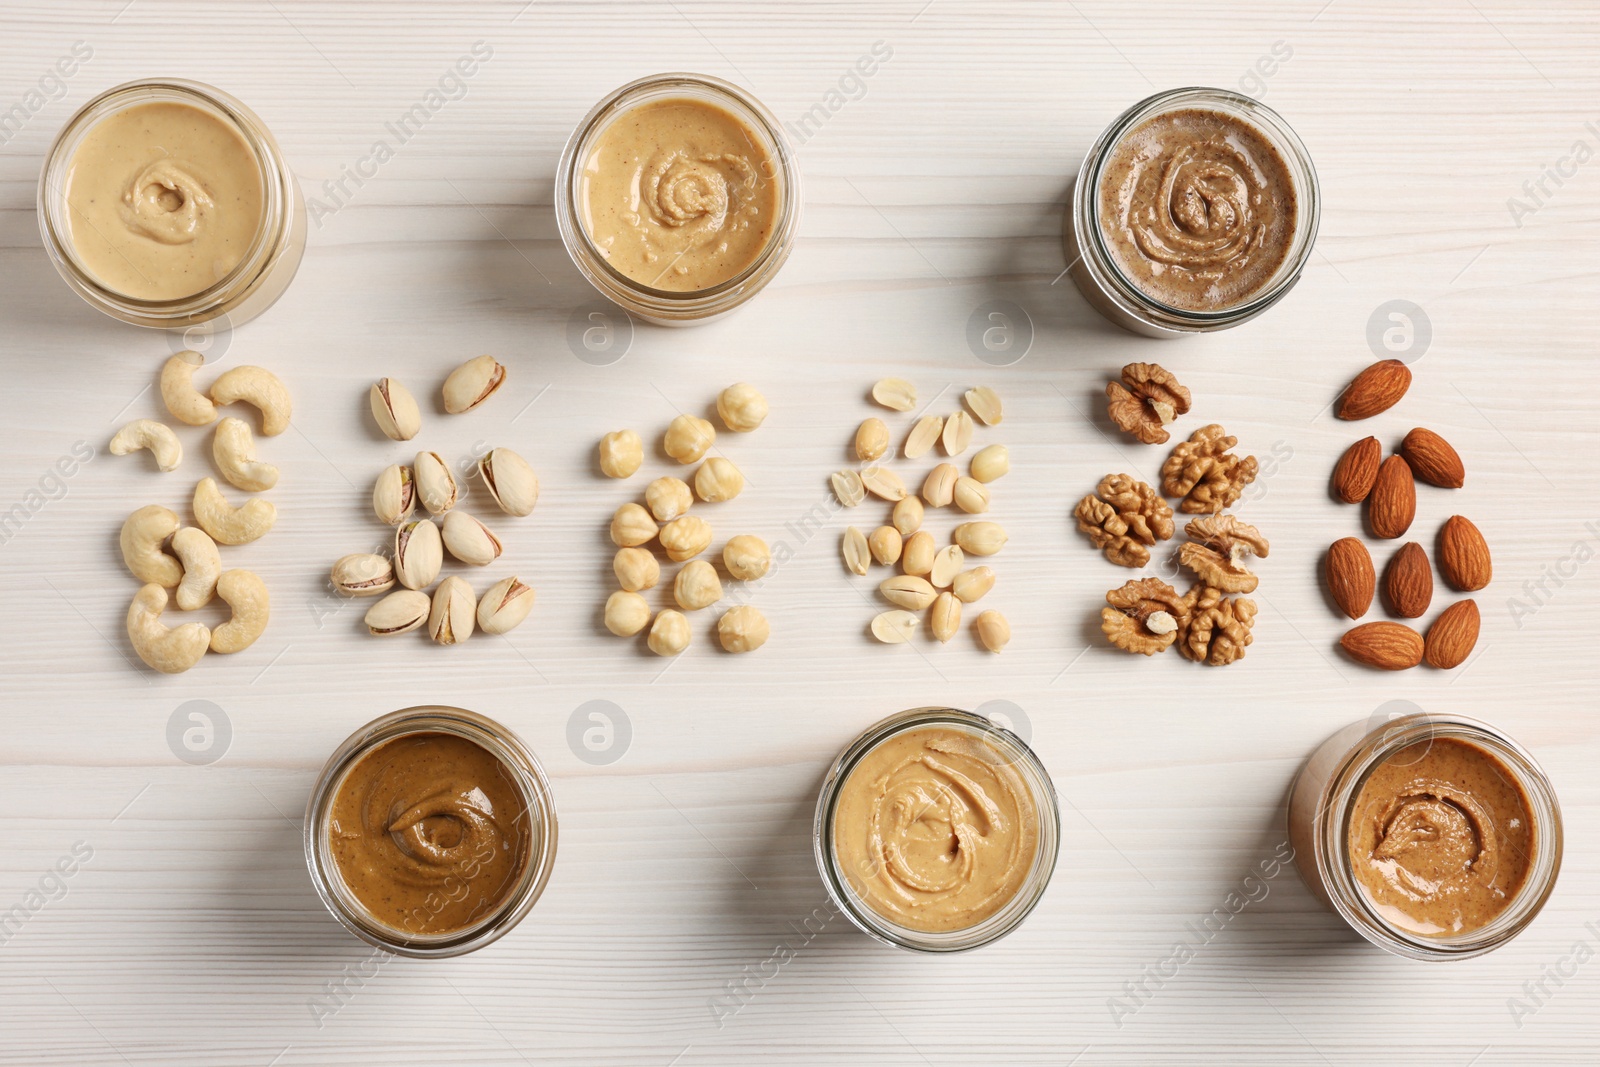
[2,0,1599,1063]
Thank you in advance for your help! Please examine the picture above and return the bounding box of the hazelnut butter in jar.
[1065,87,1319,336]
[1287,712,1561,960]
[39,78,306,329]
[304,707,558,957]
[555,73,801,325]
[814,708,1060,952]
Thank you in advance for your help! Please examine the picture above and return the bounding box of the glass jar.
[813,707,1060,952]
[38,78,306,330]
[1063,86,1320,337]
[554,72,801,326]
[303,706,559,958]
[1287,712,1562,960]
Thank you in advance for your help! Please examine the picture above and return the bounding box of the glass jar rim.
[812,706,1061,953]
[1310,713,1562,960]
[553,71,802,321]
[1072,85,1321,328]
[303,706,559,958]
[38,78,292,323]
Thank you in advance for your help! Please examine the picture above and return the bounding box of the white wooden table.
[2,2,1597,1063]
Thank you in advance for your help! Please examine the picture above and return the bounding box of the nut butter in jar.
[304,707,558,958]
[814,707,1060,952]
[1065,87,1319,337]
[555,73,801,325]
[1287,712,1561,960]
[39,78,306,329]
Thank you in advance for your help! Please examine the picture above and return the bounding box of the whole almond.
[1325,537,1375,619]
[1340,621,1424,670]
[1332,436,1381,504]
[1399,427,1465,489]
[1367,455,1416,539]
[1424,599,1480,669]
[1337,359,1411,420]
[1438,515,1492,591]
[1382,542,1433,618]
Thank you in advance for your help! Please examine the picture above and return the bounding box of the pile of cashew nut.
[113,351,289,673]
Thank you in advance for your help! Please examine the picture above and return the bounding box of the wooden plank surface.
[1,1,1598,1062]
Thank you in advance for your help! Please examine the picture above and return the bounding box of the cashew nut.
[120,505,183,587]
[171,527,221,610]
[209,366,292,436]
[127,584,209,674]
[160,350,217,426]
[211,569,269,654]
[109,419,183,472]
[193,477,276,545]
[213,417,279,492]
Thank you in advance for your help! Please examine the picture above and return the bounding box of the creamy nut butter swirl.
[833,726,1039,933]
[64,101,264,301]
[330,732,530,935]
[1348,737,1535,936]
[1099,108,1296,312]
[579,98,779,292]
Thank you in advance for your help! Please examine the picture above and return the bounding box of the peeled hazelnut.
[674,560,723,611]
[664,414,716,464]
[604,591,651,637]
[717,606,769,653]
[613,547,660,591]
[599,430,643,479]
[694,457,744,502]
[647,609,691,655]
[646,477,693,522]
[659,515,713,562]
[610,503,659,547]
[723,535,771,581]
[716,383,767,432]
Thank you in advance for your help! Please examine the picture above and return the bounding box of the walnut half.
[1107,362,1192,445]
[1074,473,1174,567]
[1161,424,1260,514]
[1176,583,1257,666]
[1101,577,1189,655]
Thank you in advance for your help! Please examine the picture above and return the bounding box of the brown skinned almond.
[1325,537,1376,620]
[1367,455,1416,539]
[1340,621,1424,670]
[1424,599,1480,669]
[1337,359,1411,420]
[1332,436,1381,503]
[1399,427,1465,489]
[1382,541,1433,618]
[1438,515,1492,591]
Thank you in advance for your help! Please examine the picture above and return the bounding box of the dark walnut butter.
[1099,108,1297,312]
[330,732,530,936]
[1348,737,1535,936]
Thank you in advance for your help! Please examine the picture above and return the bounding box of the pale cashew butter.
[64,101,265,301]
[833,725,1040,933]
[578,98,779,292]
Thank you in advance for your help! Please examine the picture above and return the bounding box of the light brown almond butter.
[1337,359,1411,420]
[1399,427,1465,489]
[1382,541,1433,619]
[1424,599,1480,669]
[1438,515,1492,591]
[1367,455,1416,539]
[1325,537,1375,620]
[1340,621,1424,670]
[1332,436,1381,504]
